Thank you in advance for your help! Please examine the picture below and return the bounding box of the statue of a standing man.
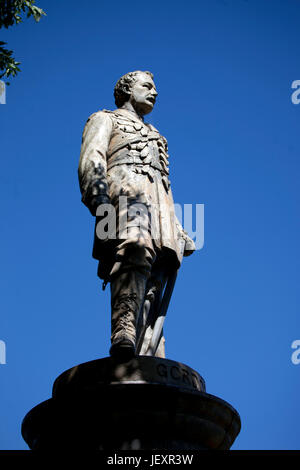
[78,71,195,358]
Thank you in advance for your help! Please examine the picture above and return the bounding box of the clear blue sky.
[1,0,299,450]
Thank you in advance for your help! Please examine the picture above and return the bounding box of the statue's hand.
[88,194,111,217]
[93,194,115,242]
[182,231,196,257]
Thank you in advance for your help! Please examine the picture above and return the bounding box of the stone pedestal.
[21,356,241,450]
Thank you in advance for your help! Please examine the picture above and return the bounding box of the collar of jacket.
[113,107,145,124]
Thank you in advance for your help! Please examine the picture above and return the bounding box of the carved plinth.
[21,357,241,450]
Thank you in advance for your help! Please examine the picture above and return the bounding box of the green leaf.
[0,1,46,83]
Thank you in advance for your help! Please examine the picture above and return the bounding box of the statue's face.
[128,73,158,116]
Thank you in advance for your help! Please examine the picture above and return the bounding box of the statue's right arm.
[78,111,113,216]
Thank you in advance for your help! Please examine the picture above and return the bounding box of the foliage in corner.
[0,0,46,83]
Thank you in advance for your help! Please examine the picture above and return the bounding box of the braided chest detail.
[105,110,170,192]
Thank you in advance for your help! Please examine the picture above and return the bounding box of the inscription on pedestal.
[156,362,203,391]
[52,356,206,397]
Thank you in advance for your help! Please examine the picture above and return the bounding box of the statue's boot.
[109,270,147,358]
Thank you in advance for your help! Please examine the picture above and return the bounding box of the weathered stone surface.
[78,71,196,358]
[21,73,242,452]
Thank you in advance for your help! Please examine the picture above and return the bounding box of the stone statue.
[78,71,195,359]
[22,71,241,452]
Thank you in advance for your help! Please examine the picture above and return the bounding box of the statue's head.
[114,71,158,116]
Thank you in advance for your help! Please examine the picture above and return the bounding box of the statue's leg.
[109,242,155,358]
[155,333,166,359]
[138,286,166,358]
[110,270,148,357]
[137,279,160,356]
[139,323,166,358]
[138,257,170,358]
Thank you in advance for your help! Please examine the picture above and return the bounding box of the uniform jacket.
[78,108,186,275]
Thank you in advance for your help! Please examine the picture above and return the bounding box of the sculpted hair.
[114,71,154,108]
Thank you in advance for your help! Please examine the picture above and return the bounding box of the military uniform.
[78,108,189,357]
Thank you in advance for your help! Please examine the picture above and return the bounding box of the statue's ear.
[123,83,131,99]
